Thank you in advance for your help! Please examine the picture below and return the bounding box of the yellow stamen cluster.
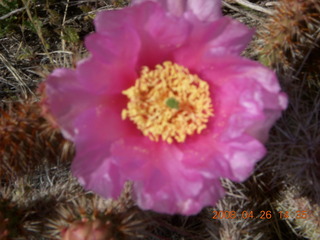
[122,61,213,144]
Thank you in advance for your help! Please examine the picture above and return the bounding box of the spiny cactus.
[207,178,282,240]
[275,186,320,239]
[262,76,320,204]
[0,164,82,239]
[256,0,320,80]
[46,190,147,240]
[0,185,41,240]
[0,166,144,240]
[0,98,74,180]
[60,219,113,240]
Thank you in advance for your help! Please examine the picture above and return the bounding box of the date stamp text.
[212,210,309,220]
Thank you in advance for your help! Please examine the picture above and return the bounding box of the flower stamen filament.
[122,61,213,144]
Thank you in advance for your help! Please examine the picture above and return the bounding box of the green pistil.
[166,97,179,110]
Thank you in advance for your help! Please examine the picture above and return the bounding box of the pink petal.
[134,177,224,215]
[174,17,254,70]
[199,56,287,141]
[176,55,286,181]
[95,2,189,47]
[206,16,254,55]
[186,0,222,21]
[144,3,190,48]
[71,105,136,198]
[94,7,133,34]
[131,0,186,17]
[132,2,189,67]
[176,126,266,182]
[72,153,125,198]
[131,0,222,21]
[72,100,136,151]
[218,136,266,181]
[76,56,137,94]
[45,69,99,140]
[85,29,140,66]
[94,2,189,68]
[111,137,225,214]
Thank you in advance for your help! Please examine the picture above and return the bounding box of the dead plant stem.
[21,0,54,64]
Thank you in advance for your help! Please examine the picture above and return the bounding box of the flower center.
[121,61,213,144]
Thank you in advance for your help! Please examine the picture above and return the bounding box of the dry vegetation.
[0,0,319,239]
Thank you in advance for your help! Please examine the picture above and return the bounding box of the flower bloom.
[44,0,287,215]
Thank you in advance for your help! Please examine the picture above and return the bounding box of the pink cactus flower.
[44,0,287,215]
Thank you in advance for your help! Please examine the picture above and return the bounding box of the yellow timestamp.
[212,210,309,220]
